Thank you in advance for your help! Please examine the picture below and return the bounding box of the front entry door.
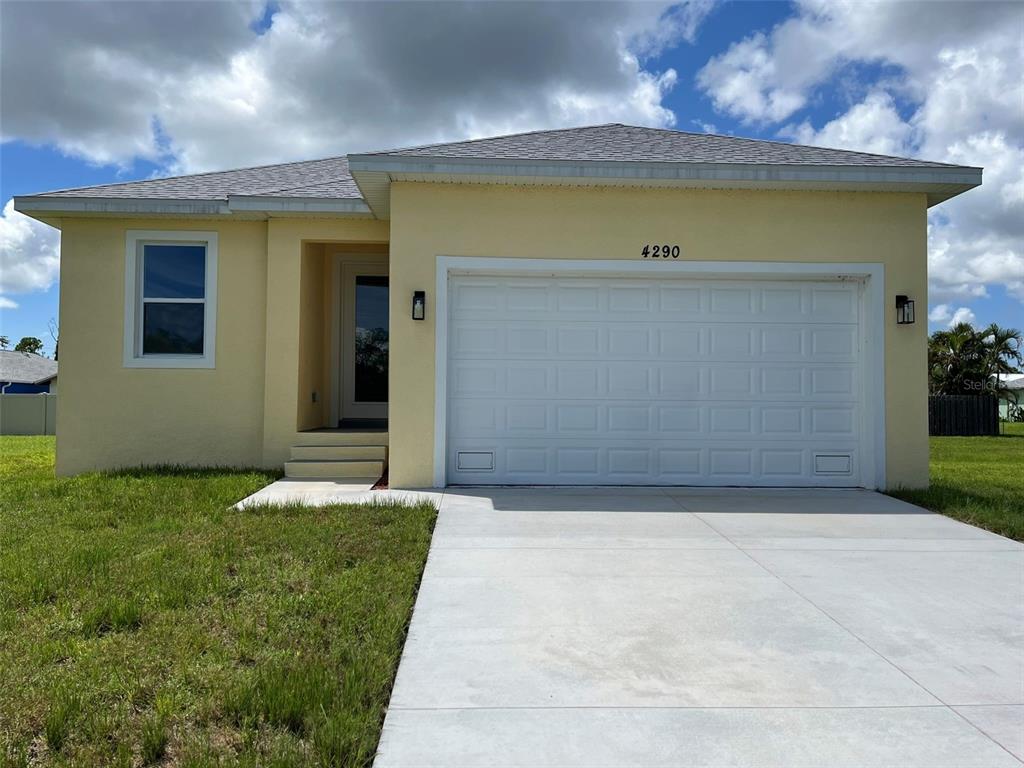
[341,263,389,420]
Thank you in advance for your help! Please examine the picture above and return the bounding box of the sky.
[1,0,1022,357]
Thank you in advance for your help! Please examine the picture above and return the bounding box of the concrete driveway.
[374,489,1024,767]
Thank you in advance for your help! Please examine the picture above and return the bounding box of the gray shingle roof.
[22,123,975,204]
[36,157,361,200]
[0,350,58,384]
[367,124,967,169]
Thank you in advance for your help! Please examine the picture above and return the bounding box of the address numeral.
[641,244,680,259]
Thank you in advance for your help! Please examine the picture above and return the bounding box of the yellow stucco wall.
[54,216,389,475]
[388,183,930,490]
[53,184,929,490]
[55,218,270,475]
[297,243,326,431]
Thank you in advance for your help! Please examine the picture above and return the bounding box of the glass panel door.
[353,276,389,403]
[341,264,389,420]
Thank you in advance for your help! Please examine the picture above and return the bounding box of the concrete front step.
[291,430,388,446]
[284,459,384,478]
[290,444,386,461]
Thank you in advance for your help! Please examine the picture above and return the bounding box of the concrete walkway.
[234,478,437,508]
[374,488,1024,767]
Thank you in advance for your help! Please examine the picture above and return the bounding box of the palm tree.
[982,323,1024,378]
[928,322,1023,395]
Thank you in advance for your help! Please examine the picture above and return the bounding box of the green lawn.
[0,437,436,767]
[889,422,1024,541]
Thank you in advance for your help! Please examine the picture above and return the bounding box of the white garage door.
[446,275,866,487]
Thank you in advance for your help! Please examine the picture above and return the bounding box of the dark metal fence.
[928,395,999,436]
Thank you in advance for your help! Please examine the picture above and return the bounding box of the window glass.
[143,245,206,299]
[354,276,389,402]
[143,303,204,355]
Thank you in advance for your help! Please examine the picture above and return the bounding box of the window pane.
[144,244,206,299]
[354,276,388,402]
[143,303,204,354]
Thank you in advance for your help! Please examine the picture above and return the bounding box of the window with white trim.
[124,231,217,368]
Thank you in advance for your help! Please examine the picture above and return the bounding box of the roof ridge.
[34,155,349,197]
[359,122,624,157]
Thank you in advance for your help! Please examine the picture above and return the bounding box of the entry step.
[290,444,386,461]
[284,459,384,478]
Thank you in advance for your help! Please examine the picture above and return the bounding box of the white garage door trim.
[433,257,885,489]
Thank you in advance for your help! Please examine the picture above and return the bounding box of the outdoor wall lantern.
[895,295,915,325]
[412,290,426,321]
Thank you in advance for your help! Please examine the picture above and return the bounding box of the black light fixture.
[895,295,915,325]
[412,290,426,320]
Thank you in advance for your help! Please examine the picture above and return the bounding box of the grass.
[0,436,436,767]
[889,422,1024,541]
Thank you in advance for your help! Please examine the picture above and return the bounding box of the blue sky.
[2,0,1021,357]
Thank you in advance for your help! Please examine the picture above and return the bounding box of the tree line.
[0,336,45,355]
[928,322,1022,399]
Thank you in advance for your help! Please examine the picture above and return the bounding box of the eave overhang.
[347,154,983,219]
[12,194,373,224]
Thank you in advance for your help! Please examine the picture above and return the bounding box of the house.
[0,351,58,436]
[13,124,982,488]
[0,350,58,394]
[996,373,1024,420]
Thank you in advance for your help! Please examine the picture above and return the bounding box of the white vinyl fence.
[0,393,57,435]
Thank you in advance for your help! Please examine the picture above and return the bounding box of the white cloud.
[928,303,977,328]
[691,119,719,134]
[1,1,711,173]
[784,91,915,157]
[696,0,1024,308]
[696,31,813,124]
[949,307,977,327]
[928,304,952,324]
[0,1,717,309]
[0,200,61,307]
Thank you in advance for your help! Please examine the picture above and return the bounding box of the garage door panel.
[660,286,703,313]
[557,285,600,312]
[452,400,857,441]
[452,364,858,402]
[451,365,499,395]
[710,287,755,315]
[506,284,550,311]
[447,275,864,487]
[454,325,502,355]
[449,440,860,486]
[451,278,859,323]
[451,322,856,364]
[811,287,858,321]
[608,286,652,311]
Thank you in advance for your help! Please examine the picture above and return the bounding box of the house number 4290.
[641,244,680,258]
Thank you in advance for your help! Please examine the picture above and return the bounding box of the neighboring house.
[0,351,58,436]
[996,373,1024,420]
[13,124,982,488]
[0,350,58,394]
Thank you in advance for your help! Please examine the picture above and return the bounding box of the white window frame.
[123,230,218,369]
